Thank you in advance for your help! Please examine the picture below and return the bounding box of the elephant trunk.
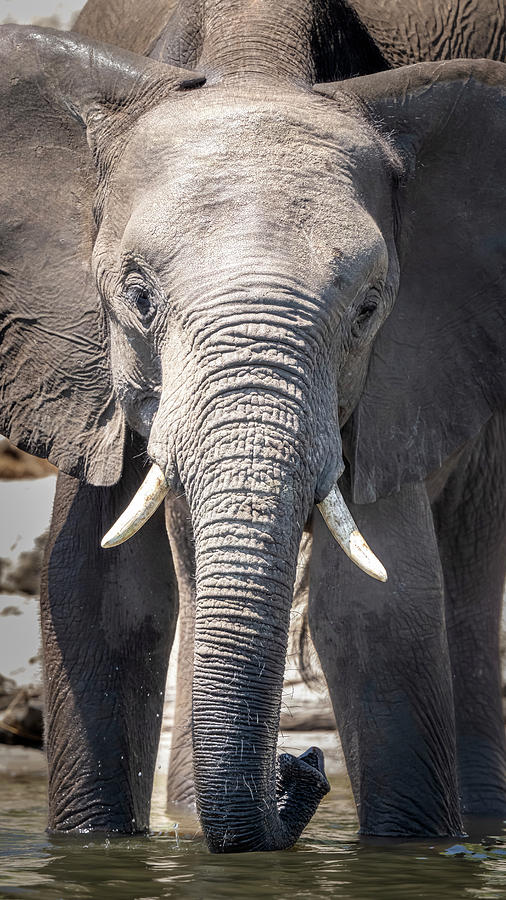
[98,293,387,849]
[99,292,367,849]
[184,407,330,852]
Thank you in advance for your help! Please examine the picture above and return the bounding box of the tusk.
[102,467,386,582]
[317,485,387,582]
[101,464,169,549]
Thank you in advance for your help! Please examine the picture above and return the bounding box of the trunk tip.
[278,745,331,797]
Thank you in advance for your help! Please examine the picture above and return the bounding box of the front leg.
[309,480,463,836]
[432,412,506,816]
[40,443,177,833]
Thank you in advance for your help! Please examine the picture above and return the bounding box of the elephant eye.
[352,297,378,336]
[125,283,156,325]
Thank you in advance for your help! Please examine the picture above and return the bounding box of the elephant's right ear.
[0,26,204,485]
[316,60,506,503]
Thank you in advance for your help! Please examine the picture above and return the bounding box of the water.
[2,770,506,900]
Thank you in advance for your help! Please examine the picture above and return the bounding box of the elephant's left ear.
[316,60,506,503]
[0,26,204,485]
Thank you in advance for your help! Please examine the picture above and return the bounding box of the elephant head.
[1,24,505,851]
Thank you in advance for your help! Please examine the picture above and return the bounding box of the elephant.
[0,0,505,853]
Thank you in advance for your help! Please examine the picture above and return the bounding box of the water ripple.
[1,772,506,899]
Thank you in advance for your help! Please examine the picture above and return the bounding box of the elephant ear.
[316,60,506,503]
[0,26,204,485]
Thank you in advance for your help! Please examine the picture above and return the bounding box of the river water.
[2,767,506,900]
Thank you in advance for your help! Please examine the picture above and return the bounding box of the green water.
[1,771,506,900]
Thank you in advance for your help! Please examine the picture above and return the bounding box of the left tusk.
[101,464,169,549]
[317,485,387,582]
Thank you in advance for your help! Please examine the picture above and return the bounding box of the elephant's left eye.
[125,284,156,325]
[351,297,378,336]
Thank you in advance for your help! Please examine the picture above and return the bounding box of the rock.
[0,686,43,749]
[0,439,56,481]
[0,531,48,596]
[0,673,18,711]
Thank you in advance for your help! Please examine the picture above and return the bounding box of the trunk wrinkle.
[190,446,330,851]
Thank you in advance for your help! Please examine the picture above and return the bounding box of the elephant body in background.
[75,0,504,71]
[0,0,505,852]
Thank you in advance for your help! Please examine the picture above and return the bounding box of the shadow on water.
[1,772,506,900]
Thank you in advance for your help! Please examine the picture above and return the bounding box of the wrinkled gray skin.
[0,0,505,853]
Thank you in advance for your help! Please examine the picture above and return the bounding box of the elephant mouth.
[100,462,387,583]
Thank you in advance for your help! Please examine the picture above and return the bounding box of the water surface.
[2,768,506,900]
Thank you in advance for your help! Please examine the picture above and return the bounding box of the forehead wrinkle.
[111,89,392,229]
[125,118,380,225]
[334,231,388,289]
[124,84,384,166]
[122,151,385,285]
[109,88,393,290]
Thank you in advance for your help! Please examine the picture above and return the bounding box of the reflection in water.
[1,772,506,899]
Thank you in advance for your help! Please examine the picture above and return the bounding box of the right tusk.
[101,463,169,549]
[317,485,387,582]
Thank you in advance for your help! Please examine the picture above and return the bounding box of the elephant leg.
[165,495,196,806]
[308,480,463,837]
[40,439,177,833]
[432,413,506,816]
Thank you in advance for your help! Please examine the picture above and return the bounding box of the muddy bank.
[0,676,43,748]
[0,445,55,752]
